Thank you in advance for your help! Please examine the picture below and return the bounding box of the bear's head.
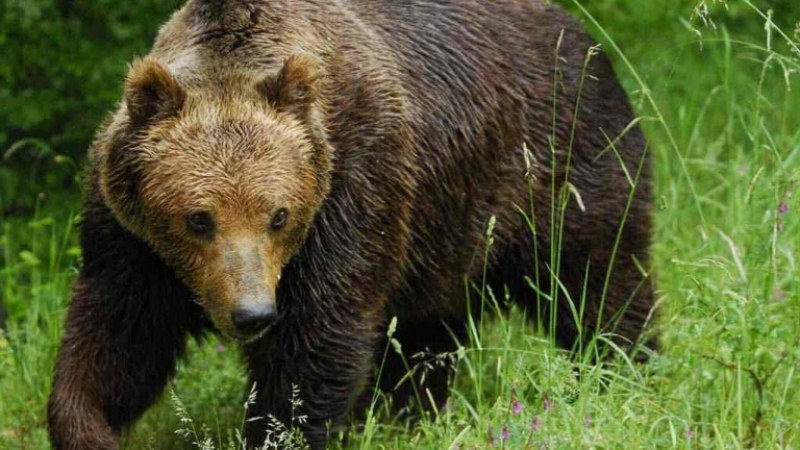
[97,55,332,341]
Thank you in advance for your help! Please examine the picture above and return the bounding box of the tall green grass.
[1,1,798,449]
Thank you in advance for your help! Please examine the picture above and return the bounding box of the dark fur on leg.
[373,317,467,418]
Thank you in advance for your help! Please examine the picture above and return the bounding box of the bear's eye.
[270,208,289,231]
[186,212,215,237]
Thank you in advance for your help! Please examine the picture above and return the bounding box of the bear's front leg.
[48,204,207,450]
[242,288,383,450]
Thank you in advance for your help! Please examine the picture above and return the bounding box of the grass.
[1,1,799,449]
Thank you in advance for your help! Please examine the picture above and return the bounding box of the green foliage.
[0,0,182,214]
[1,0,183,157]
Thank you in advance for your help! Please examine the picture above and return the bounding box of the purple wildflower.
[512,398,525,415]
[686,428,696,440]
[530,415,542,432]
[778,202,789,215]
[501,425,511,441]
[543,396,553,411]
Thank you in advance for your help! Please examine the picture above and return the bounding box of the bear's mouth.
[228,321,275,344]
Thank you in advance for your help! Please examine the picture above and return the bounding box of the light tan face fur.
[100,57,327,340]
[142,117,319,339]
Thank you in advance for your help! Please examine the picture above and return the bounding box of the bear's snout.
[205,235,284,339]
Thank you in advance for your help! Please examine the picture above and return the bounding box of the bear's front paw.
[49,428,119,450]
[48,398,119,450]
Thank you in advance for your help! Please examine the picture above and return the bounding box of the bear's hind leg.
[546,240,657,361]
[496,225,657,361]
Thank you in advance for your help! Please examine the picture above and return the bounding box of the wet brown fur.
[49,1,657,449]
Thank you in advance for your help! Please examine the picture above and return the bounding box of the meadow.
[1,1,799,449]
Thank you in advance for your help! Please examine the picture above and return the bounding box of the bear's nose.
[231,304,277,335]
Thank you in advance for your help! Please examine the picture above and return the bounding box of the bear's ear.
[124,58,186,126]
[258,54,322,115]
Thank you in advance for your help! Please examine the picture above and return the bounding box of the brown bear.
[48,0,657,449]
